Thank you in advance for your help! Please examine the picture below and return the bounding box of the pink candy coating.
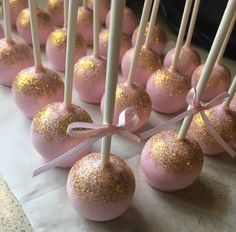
[67,153,135,221]
[9,0,28,26]
[163,45,201,78]
[191,63,231,101]
[106,7,137,36]
[0,39,34,87]
[121,45,162,87]
[77,7,93,45]
[16,8,54,46]
[0,25,4,39]
[31,103,93,167]
[99,29,132,65]
[73,55,106,104]
[101,82,152,132]
[141,130,204,192]
[230,94,236,112]
[47,0,64,27]
[12,66,64,118]
[146,68,191,114]
[132,23,167,55]
[46,28,86,72]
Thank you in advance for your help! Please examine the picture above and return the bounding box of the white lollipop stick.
[28,0,42,70]
[3,0,12,42]
[224,76,236,108]
[64,0,69,29]
[185,0,201,47]
[93,0,101,57]
[171,0,193,71]
[64,0,79,105]
[127,0,153,85]
[144,0,160,48]
[101,0,126,167]
[216,12,236,64]
[178,0,236,140]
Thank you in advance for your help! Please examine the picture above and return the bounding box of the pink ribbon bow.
[140,88,236,157]
[33,107,141,176]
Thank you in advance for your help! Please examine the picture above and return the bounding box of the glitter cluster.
[17,8,30,27]
[32,102,92,142]
[153,68,191,95]
[13,67,64,97]
[10,0,27,9]
[77,7,93,24]
[147,130,203,175]
[48,0,63,15]
[69,153,135,204]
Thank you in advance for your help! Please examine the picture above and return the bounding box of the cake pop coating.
[47,0,64,27]
[31,102,93,167]
[73,55,106,104]
[141,130,203,191]
[164,45,201,78]
[77,7,93,45]
[87,0,110,24]
[230,94,236,112]
[132,23,167,55]
[146,68,191,113]
[106,7,137,36]
[0,25,4,39]
[0,39,34,87]
[9,0,28,26]
[12,66,64,118]
[191,63,231,101]
[189,104,236,155]
[67,152,135,221]
[16,8,54,46]
[46,28,86,72]
[101,82,152,132]
[99,29,132,64]
[121,45,162,87]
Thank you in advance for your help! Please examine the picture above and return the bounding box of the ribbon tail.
[118,130,141,143]
[200,112,236,157]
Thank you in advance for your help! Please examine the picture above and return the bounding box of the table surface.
[1,11,236,232]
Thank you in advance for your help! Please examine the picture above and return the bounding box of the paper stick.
[171,0,193,71]
[64,0,68,29]
[144,0,160,48]
[93,0,100,57]
[3,0,12,42]
[101,0,126,167]
[64,0,79,105]
[223,76,236,108]
[127,0,152,85]
[178,0,236,139]
[185,0,201,47]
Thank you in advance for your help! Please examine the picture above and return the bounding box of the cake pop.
[16,7,54,46]
[12,0,64,118]
[121,0,162,87]
[9,0,27,26]
[31,0,92,167]
[0,25,4,38]
[146,0,193,114]
[230,93,236,112]
[106,7,137,36]
[46,0,86,72]
[74,0,106,104]
[77,1,93,45]
[0,0,33,87]
[47,0,64,27]
[163,0,201,78]
[87,0,110,24]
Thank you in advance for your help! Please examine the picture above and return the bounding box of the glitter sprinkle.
[77,7,93,24]
[69,153,135,204]
[48,0,63,15]
[18,8,30,27]
[10,0,27,9]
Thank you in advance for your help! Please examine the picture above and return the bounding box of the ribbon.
[33,107,141,177]
[140,88,236,157]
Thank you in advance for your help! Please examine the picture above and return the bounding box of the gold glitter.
[87,0,110,10]
[147,130,203,175]
[153,68,191,95]
[0,178,33,231]
[77,7,93,25]
[32,102,92,142]
[9,0,27,8]
[13,67,64,98]
[48,0,63,15]
[68,153,135,204]
[18,8,30,27]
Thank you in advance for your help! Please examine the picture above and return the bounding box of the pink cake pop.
[12,0,64,118]
[9,0,27,26]
[106,7,137,36]
[230,93,236,111]
[0,0,33,87]
[16,7,54,46]
[31,0,92,167]
[121,0,162,87]
[163,0,201,78]
[77,1,93,45]
[47,0,64,27]
[74,0,106,104]
[87,0,110,24]
[46,0,86,72]
[0,25,4,38]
